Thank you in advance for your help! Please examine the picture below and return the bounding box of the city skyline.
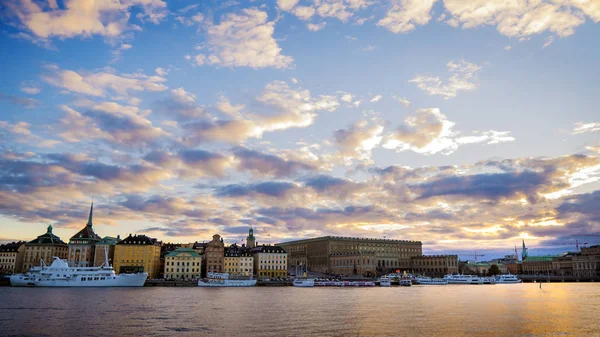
[1,0,599,258]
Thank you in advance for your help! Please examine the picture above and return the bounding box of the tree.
[487,264,501,276]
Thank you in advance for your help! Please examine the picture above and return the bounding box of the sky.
[0,0,599,260]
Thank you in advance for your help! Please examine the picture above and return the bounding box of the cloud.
[314,0,373,22]
[215,182,299,198]
[377,0,438,33]
[0,92,40,109]
[382,108,514,155]
[572,122,600,135]
[333,120,383,163]
[292,6,316,20]
[57,102,166,146]
[370,94,383,102]
[442,0,595,38]
[42,65,167,104]
[409,60,481,99]
[20,82,41,95]
[7,0,167,41]
[543,35,555,48]
[233,147,317,178]
[307,22,328,31]
[277,0,301,11]
[393,95,411,107]
[143,149,233,179]
[194,9,293,69]
[0,121,32,136]
[110,43,132,63]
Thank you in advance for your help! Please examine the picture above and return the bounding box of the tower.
[246,228,256,248]
[521,239,528,261]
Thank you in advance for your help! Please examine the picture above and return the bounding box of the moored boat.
[415,276,448,285]
[293,278,315,287]
[378,276,391,287]
[495,274,522,284]
[198,272,257,287]
[399,279,412,286]
[10,256,147,287]
[443,274,485,285]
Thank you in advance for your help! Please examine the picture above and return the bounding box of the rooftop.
[165,247,201,257]
[277,236,422,245]
[117,234,158,245]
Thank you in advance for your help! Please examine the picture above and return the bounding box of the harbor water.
[1,283,599,336]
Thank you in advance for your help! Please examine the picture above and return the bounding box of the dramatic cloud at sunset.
[1,0,599,259]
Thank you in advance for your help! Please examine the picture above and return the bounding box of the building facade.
[224,244,253,276]
[93,236,119,267]
[277,236,422,275]
[22,225,68,272]
[581,245,600,256]
[164,248,201,280]
[522,256,555,275]
[0,242,25,274]
[330,252,376,276]
[572,255,598,278]
[113,234,161,278]
[205,234,225,274]
[410,255,459,277]
[253,245,288,279]
[67,203,101,267]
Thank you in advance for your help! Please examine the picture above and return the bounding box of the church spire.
[87,202,93,228]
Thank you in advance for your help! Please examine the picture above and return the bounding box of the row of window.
[165,268,197,273]
[166,261,199,266]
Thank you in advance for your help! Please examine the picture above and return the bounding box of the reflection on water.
[1,284,599,337]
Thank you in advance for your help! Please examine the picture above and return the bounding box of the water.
[1,284,599,337]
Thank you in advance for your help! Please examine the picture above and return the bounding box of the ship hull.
[10,273,148,287]
[197,279,257,287]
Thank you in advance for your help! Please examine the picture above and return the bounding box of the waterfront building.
[113,234,161,278]
[67,203,101,267]
[205,234,225,274]
[505,262,523,275]
[521,255,555,275]
[164,247,201,280]
[224,244,253,276]
[581,245,600,256]
[572,255,598,278]
[330,252,376,276]
[22,225,68,272]
[410,255,459,277]
[93,236,119,267]
[277,236,422,275]
[252,245,288,279]
[0,241,25,274]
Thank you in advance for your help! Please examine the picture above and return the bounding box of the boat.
[10,256,147,287]
[311,278,375,287]
[293,278,315,287]
[443,274,485,284]
[198,272,257,287]
[378,276,391,287]
[483,277,497,284]
[495,274,522,284]
[399,279,412,286]
[415,276,448,285]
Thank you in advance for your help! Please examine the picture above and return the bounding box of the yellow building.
[22,225,68,272]
[113,234,161,279]
[252,245,288,279]
[164,247,202,280]
[224,244,253,276]
[410,255,459,277]
[0,242,25,274]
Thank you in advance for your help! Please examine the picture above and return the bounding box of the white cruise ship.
[495,274,522,284]
[415,276,448,285]
[10,256,147,287]
[198,272,257,287]
[378,276,391,287]
[443,274,485,284]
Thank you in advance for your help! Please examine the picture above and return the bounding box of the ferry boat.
[293,278,315,287]
[399,279,412,286]
[197,272,257,287]
[495,274,522,284]
[378,276,391,287]
[443,274,485,285]
[10,256,147,287]
[415,276,448,285]
[483,277,497,284]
